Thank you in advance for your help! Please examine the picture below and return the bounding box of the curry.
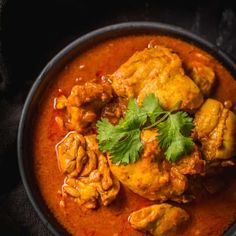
[33,35,236,236]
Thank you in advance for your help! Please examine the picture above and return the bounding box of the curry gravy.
[33,35,236,236]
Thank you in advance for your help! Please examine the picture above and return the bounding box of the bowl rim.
[17,21,236,236]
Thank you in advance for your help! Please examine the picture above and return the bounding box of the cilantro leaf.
[96,118,124,151]
[164,135,194,162]
[157,112,195,162]
[141,93,164,124]
[120,99,147,128]
[96,94,195,165]
[110,129,143,165]
[96,99,145,164]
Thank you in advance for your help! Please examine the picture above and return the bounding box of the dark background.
[0,0,236,235]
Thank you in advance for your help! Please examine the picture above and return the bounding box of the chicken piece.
[80,135,99,176]
[62,153,120,208]
[55,81,113,132]
[56,131,86,175]
[66,106,97,132]
[67,82,112,107]
[110,46,203,110]
[109,129,204,202]
[194,99,236,161]
[129,204,189,236]
[79,149,97,177]
[97,153,113,190]
[189,62,215,96]
[84,134,99,151]
[59,134,120,208]
[174,146,205,175]
[55,95,67,109]
[55,82,112,109]
[102,97,128,125]
[76,146,87,174]
[96,176,120,206]
[63,177,99,209]
[56,133,100,177]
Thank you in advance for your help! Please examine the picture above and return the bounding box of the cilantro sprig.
[157,112,194,162]
[96,94,194,165]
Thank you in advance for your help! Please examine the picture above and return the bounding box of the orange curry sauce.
[33,35,236,236]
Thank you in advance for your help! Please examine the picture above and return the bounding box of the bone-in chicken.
[129,204,189,236]
[189,62,215,96]
[110,46,203,110]
[56,131,87,176]
[109,129,205,202]
[63,169,120,208]
[194,98,236,161]
[56,132,120,208]
[56,132,101,177]
[55,81,113,132]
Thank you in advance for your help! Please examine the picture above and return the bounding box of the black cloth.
[0,1,236,235]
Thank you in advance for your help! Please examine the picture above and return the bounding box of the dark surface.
[0,0,236,235]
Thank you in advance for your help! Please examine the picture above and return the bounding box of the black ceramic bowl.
[17,22,236,236]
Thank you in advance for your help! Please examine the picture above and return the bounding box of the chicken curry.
[33,35,236,236]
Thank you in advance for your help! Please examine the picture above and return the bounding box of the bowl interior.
[17,22,236,236]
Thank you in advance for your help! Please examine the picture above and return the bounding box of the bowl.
[17,22,236,236]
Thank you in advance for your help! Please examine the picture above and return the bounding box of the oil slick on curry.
[33,35,236,236]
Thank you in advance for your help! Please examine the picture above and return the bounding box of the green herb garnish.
[96,94,194,164]
[157,112,194,162]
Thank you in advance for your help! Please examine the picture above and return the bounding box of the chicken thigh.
[129,204,189,236]
[56,132,120,208]
[109,129,205,202]
[55,81,113,132]
[110,45,203,110]
[194,99,236,161]
[188,62,215,96]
